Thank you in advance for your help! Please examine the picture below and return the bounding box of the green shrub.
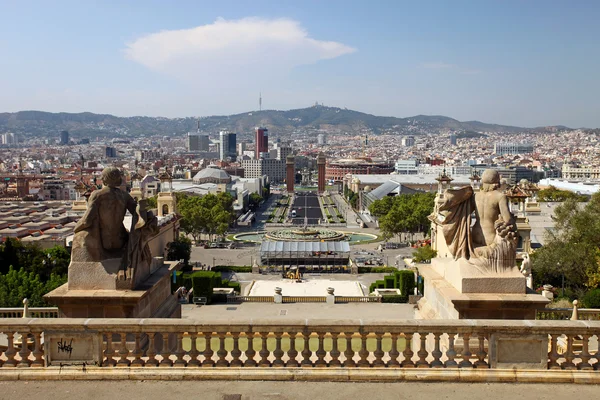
[375,280,385,289]
[397,270,415,299]
[212,265,252,273]
[381,295,406,303]
[358,267,398,273]
[191,271,216,304]
[384,275,395,289]
[369,282,377,293]
[582,288,600,308]
[228,281,241,294]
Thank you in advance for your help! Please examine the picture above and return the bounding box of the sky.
[1,0,599,128]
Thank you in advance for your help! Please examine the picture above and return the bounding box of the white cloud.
[124,17,356,83]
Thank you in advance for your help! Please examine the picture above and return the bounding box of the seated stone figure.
[438,169,517,274]
[71,167,138,263]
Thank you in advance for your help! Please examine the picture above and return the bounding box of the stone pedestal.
[417,264,549,320]
[45,261,182,319]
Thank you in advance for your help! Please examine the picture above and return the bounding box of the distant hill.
[0,106,573,138]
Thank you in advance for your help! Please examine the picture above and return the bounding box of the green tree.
[166,235,192,265]
[531,193,600,296]
[176,192,234,242]
[412,245,437,263]
[248,193,263,210]
[538,186,588,202]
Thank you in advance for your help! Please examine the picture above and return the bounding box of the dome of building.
[192,166,231,184]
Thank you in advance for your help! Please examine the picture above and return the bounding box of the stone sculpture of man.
[438,169,517,274]
[71,167,138,263]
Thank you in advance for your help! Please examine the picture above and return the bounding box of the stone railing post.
[571,300,579,321]
[22,298,29,318]
[326,287,335,304]
[274,287,283,304]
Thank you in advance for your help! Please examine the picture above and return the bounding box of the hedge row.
[358,267,398,274]
[211,265,253,273]
[171,270,241,304]
[368,270,416,302]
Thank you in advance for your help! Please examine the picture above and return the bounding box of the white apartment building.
[241,159,286,182]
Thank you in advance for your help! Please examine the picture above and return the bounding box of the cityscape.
[1,1,600,398]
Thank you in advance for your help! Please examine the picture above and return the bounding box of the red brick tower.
[286,155,295,193]
[317,152,326,193]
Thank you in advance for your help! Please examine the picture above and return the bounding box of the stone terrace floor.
[182,302,417,321]
[3,381,596,400]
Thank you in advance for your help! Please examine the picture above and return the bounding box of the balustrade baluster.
[202,332,215,367]
[131,333,145,367]
[31,332,44,368]
[474,334,488,368]
[458,333,473,368]
[145,333,158,367]
[445,333,458,368]
[174,333,187,367]
[258,332,270,367]
[578,334,592,370]
[401,333,415,368]
[357,333,369,367]
[117,333,130,367]
[103,333,116,367]
[343,333,356,367]
[548,334,560,369]
[216,332,228,367]
[17,333,31,368]
[388,333,400,368]
[301,331,312,367]
[272,332,284,367]
[416,332,429,368]
[159,333,173,367]
[429,332,443,368]
[188,333,200,367]
[329,332,341,367]
[286,332,299,367]
[562,334,576,370]
[315,332,327,367]
[244,331,256,367]
[230,332,242,367]
[373,332,385,367]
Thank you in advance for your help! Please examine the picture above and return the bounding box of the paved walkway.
[182,302,416,321]
[3,381,596,400]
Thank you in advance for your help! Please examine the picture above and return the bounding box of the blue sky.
[1,0,599,127]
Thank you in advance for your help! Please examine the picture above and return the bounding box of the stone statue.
[70,167,156,289]
[71,167,138,263]
[120,199,159,286]
[438,169,517,274]
[520,252,533,289]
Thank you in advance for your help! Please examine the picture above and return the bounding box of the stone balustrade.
[537,308,600,321]
[0,318,598,372]
[0,308,59,319]
[227,296,380,304]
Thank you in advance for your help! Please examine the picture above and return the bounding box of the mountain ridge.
[0,106,575,138]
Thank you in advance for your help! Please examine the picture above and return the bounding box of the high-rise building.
[317,134,327,145]
[275,144,292,161]
[60,130,69,145]
[219,131,237,161]
[105,146,117,158]
[401,136,415,147]
[240,158,285,182]
[255,127,268,159]
[1,132,16,145]
[187,133,199,152]
[237,142,247,156]
[449,134,457,146]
